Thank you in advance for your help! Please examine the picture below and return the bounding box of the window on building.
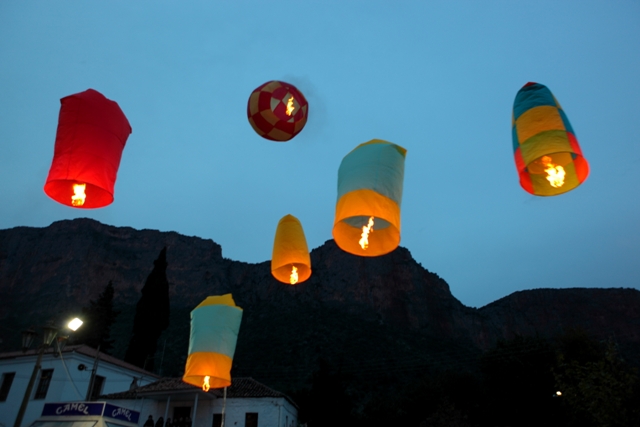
[212,414,225,427]
[0,372,16,401]
[89,375,106,400]
[245,412,258,427]
[34,369,54,399]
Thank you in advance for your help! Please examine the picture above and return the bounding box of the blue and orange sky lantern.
[183,294,243,391]
[512,82,589,196]
[44,89,131,208]
[333,139,407,257]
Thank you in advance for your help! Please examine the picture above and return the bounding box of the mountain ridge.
[1,218,638,390]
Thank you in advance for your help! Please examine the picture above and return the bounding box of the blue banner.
[105,403,140,424]
[42,402,104,416]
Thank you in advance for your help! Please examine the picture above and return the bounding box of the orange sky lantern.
[271,214,312,285]
[44,89,131,208]
[183,294,243,391]
[333,140,407,257]
[512,82,589,196]
[247,81,308,141]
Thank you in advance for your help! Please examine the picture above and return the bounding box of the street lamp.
[55,318,83,354]
[13,318,82,427]
[20,329,37,352]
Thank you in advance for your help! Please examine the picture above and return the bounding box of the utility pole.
[85,344,101,401]
[14,345,47,427]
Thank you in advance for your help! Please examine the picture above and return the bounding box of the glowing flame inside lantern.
[71,183,87,207]
[541,156,566,188]
[359,216,375,250]
[285,96,295,116]
[290,266,298,285]
[202,375,210,392]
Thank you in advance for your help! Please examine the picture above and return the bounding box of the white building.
[102,377,299,427]
[0,345,159,427]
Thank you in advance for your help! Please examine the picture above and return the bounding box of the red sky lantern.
[44,89,132,208]
[247,80,308,141]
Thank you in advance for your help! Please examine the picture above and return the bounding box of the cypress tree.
[73,280,119,354]
[124,247,170,370]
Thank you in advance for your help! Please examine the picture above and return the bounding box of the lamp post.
[13,318,82,427]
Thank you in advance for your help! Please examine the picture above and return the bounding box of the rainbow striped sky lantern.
[271,214,312,285]
[183,294,243,391]
[44,89,131,208]
[247,80,308,141]
[512,82,589,196]
[333,139,407,257]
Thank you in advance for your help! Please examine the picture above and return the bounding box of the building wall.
[112,396,298,427]
[0,351,157,427]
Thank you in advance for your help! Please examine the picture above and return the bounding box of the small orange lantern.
[271,214,312,285]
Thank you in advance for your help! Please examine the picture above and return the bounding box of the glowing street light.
[68,317,83,331]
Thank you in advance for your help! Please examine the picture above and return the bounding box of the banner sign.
[42,402,140,424]
[42,402,104,416]
[105,403,140,424]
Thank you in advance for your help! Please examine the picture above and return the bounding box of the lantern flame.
[71,183,87,207]
[202,375,210,392]
[541,156,566,188]
[359,216,375,249]
[290,266,298,285]
[285,96,295,116]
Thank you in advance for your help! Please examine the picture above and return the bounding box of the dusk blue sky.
[1,2,639,308]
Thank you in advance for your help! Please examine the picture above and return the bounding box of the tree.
[480,335,563,426]
[554,335,640,427]
[420,399,470,427]
[73,280,119,354]
[296,359,356,427]
[124,247,170,370]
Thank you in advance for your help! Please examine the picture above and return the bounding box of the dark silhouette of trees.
[554,330,640,427]
[469,331,640,427]
[294,359,356,427]
[73,280,119,354]
[479,335,564,427]
[124,247,170,370]
[420,398,471,427]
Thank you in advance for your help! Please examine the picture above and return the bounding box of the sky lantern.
[183,294,243,391]
[271,214,312,285]
[44,89,131,208]
[333,139,407,257]
[512,82,589,196]
[247,80,308,141]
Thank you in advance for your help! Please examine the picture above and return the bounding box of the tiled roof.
[102,377,199,399]
[102,377,297,407]
[0,344,160,379]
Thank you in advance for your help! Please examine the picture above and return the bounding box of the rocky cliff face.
[1,219,638,387]
[477,288,640,353]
